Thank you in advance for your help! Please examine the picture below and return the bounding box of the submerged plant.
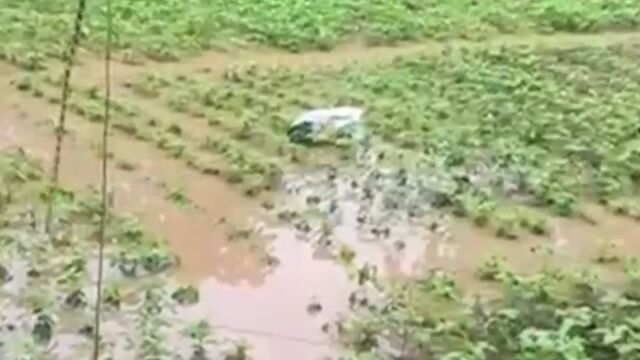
[345,264,640,359]
[64,288,88,309]
[183,320,214,360]
[0,336,45,360]
[32,309,55,344]
[0,263,9,283]
[224,340,251,360]
[476,255,509,282]
[167,187,192,208]
[594,239,620,264]
[171,286,200,305]
[104,279,125,309]
[137,288,171,360]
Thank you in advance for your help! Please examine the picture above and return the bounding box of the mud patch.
[0,81,354,359]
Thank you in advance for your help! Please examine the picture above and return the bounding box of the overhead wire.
[92,0,113,357]
[211,323,338,348]
[45,0,350,356]
[45,0,89,234]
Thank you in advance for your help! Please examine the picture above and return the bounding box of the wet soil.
[427,209,640,294]
[0,77,349,358]
[62,31,640,84]
[3,30,640,359]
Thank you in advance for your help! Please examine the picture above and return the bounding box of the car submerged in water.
[287,106,365,145]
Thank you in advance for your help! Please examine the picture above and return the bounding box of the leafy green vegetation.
[4,1,640,357]
[16,41,640,239]
[0,148,217,358]
[343,261,640,360]
[13,73,286,195]
[2,0,639,64]
[120,44,640,238]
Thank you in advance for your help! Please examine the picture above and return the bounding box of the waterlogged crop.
[0,149,215,359]
[343,262,640,360]
[5,1,640,357]
[129,44,640,238]
[18,40,640,238]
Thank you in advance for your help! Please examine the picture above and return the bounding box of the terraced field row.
[3,2,640,357]
[2,0,640,66]
[14,41,640,240]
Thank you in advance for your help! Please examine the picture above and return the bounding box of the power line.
[45,0,89,234]
[211,323,338,348]
[92,0,113,357]
[41,1,342,357]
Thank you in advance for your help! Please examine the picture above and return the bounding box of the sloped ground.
[2,3,640,358]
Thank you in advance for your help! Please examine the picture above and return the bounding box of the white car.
[287,107,364,145]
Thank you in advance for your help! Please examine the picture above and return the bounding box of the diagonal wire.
[211,323,337,348]
[39,0,350,356]
[45,0,89,234]
[92,0,113,357]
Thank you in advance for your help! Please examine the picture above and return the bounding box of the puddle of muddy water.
[0,84,354,359]
[282,169,430,276]
[280,143,640,299]
[0,91,263,280]
[4,58,640,360]
[422,205,640,294]
[188,228,350,359]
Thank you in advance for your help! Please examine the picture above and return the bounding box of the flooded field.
[4,50,640,357]
[2,2,640,358]
[0,81,347,359]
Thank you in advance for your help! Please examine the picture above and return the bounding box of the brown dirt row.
[65,31,640,87]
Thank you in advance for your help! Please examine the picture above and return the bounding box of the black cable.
[92,0,113,357]
[212,323,337,348]
[45,0,89,234]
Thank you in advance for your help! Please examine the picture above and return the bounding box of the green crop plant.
[103,279,125,309]
[0,336,46,360]
[514,206,549,236]
[155,132,187,159]
[225,340,251,360]
[594,239,621,264]
[115,158,137,172]
[171,285,200,305]
[419,270,459,300]
[452,190,496,227]
[31,308,55,344]
[490,208,521,240]
[623,257,640,282]
[345,264,640,359]
[137,288,171,360]
[3,0,640,60]
[166,187,192,209]
[144,44,640,222]
[183,320,215,360]
[0,149,218,358]
[126,73,169,98]
[0,263,9,283]
[476,254,509,282]
[607,198,640,221]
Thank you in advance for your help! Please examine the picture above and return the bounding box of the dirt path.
[64,31,640,86]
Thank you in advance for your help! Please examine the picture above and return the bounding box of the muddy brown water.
[4,34,640,358]
[0,73,352,358]
[425,205,640,294]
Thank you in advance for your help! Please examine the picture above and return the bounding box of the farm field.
[3,0,640,63]
[2,1,640,359]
